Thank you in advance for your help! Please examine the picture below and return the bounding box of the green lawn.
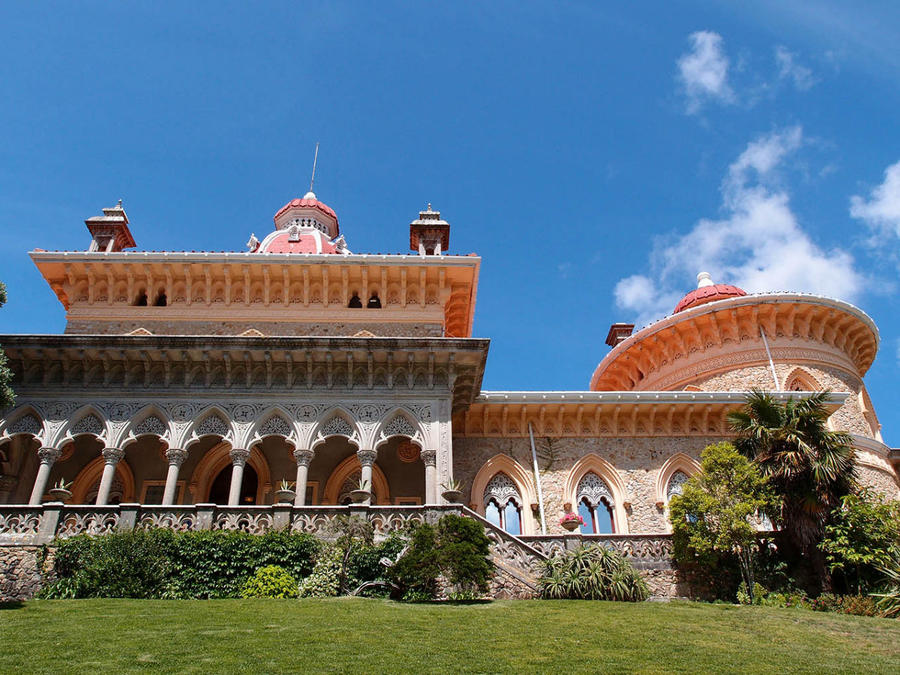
[1,598,898,674]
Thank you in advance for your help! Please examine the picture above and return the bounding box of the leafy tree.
[669,442,775,601]
[329,514,375,595]
[820,489,900,594]
[0,281,15,407]
[727,389,855,585]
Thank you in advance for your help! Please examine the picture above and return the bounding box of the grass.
[1,598,898,674]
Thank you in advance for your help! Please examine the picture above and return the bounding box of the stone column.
[227,448,251,506]
[29,447,62,505]
[293,448,315,507]
[356,449,377,506]
[96,448,125,506]
[162,448,188,506]
[421,448,437,505]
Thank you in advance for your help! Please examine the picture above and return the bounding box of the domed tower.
[250,191,349,255]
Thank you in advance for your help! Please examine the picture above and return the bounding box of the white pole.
[759,326,779,390]
[528,423,547,534]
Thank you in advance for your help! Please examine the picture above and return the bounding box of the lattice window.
[666,470,690,502]
[321,416,353,438]
[383,415,416,439]
[197,414,229,437]
[10,413,41,436]
[483,473,523,535]
[72,414,103,436]
[577,472,614,508]
[577,472,615,535]
[135,415,166,437]
[260,416,291,438]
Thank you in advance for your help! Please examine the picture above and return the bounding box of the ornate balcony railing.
[519,533,674,568]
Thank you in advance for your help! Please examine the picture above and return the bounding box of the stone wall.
[453,435,722,535]
[0,546,49,601]
[64,320,443,337]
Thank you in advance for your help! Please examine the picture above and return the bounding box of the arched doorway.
[208,464,259,505]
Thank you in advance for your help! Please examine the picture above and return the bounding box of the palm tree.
[727,389,856,584]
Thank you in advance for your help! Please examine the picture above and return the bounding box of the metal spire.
[309,142,319,195]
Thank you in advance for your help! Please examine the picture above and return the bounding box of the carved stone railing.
[0,503,467,546]
[519,533,674,569]
[461,507,547,591]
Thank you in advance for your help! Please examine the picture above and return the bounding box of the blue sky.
[1,2,899,444]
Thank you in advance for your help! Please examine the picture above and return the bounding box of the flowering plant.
[559,512,585,526]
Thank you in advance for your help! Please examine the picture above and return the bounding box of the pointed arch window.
[666,470,690,503]
[576,472,615,534]
[483,473,522,535]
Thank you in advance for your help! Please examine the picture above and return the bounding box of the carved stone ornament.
[135,415,166,437]
[293,448,315,466]
[483,473,520,507]
[383,415,416,439]
[72,413,104,436]
[321,416,353,438]
[397,441,420,463]
[102,447,125,464]
[166,448,188,466]
[9,413,41,436]
[419,448,437,467]
[197,414,229,437]
[356,449,377,467]
[38,447,63,464]
[229,448,251,467]
[577,472,614,507]
[260,416,292,438]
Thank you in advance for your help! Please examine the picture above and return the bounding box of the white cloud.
[677,31,734,113]
[774,46,818,90]
[850,159,900,241]
[614,127,864,327]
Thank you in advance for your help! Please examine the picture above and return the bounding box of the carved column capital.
[293,448,315,467]
[166,448,189,467]
[37,447,62,465]
[356,448,377,467]
[102,447,125,465]
[420,448,437,467]
[229,447,251,467]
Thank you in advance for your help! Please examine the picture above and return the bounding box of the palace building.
[0,191,898,554]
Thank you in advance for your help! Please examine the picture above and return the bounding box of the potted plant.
[48,478,73,503]
[441,478,464,503]
[274,479,296,504]
[559,511,584,532]
[349,478,371,504]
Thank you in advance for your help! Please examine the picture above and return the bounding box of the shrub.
[670,442,775,602]
[41,529,176,599]
[347,534,406,595]
[41,529,319,599]
[539,545,649,602]
[298,546,342,598]
[820,489,900,594]
[390,515,493,598]
[240,565,299,599]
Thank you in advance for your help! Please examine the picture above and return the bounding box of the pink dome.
[674,282,746,313]
[258,228,339,254]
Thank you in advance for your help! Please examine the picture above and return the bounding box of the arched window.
[576,472,615,534]
[666,470,690,503]
[367,293,382,309]
[348,293,362,308]
[483,473,522,535]
[134,290,148,306]
[153,290,167,306]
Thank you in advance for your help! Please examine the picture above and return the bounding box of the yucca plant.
[537,545,649,602]
[873,558,900,618]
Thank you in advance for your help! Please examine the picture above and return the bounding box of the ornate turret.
[85,201,135,252]
[253,191,349,255]
[410,204,450,256]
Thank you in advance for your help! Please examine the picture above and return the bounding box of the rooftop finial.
[697,271,714,288]
[117,199,123,208]
[306,142,320,199]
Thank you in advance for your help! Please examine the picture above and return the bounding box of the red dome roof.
[258,229,339,254]
[674,282,747,313]
[273,197,337,223]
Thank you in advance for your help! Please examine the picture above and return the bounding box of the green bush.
[40,529,319,599]
[240,565,299,599]
[539,545,649,602]
[298,546,342,597]
[390,515,493,598]
[347,534,406,595]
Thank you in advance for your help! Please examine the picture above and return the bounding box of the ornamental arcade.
[1,193,898,546]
